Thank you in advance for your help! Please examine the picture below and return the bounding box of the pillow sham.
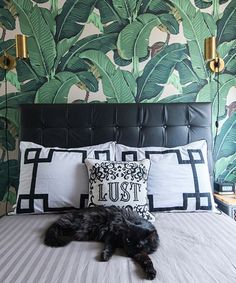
[85,158,155,222]
[116,140,215,212]
[14,141,116,214]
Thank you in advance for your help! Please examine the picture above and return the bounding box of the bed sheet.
[1,212,236,283]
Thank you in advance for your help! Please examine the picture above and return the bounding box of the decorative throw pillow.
[116,140,215,212]
[14,141,116,214]
[85,158,155,222]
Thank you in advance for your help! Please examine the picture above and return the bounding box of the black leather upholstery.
[20,103,213,183]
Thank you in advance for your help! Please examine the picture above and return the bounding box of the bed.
[1,102,236,283]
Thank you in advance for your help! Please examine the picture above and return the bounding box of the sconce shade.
[209,57,225,73]
[204,36,216,61]
[0,53,16,70]
[16,34,28,59]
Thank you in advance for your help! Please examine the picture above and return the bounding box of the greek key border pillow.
[85,158,155,222]
[116,140,215,212]
[14,141,116,214]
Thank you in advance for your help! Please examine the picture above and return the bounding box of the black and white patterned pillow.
[116,140,215,212]
[85,158,155,222]
[14,141,116,214]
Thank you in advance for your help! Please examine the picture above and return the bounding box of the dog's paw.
[100,250,110,262]
[146,268,156,280]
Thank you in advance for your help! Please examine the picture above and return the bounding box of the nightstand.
[214,193,236,220]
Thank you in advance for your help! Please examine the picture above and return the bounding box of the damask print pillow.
[85,158,155,222]
[14,141,116,214]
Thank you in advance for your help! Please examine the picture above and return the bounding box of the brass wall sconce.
[204,36,224,73]
[0,34,28,71]
[0,34,28,215]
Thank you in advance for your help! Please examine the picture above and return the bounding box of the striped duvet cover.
[1,212,236,283]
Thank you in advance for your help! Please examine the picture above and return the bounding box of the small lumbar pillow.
[85,158,155,222]
[15,141,116,214]
[116,140,215,212]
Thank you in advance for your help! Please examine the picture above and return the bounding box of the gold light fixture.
[204,36,224,73]
[0,34,28,71]
[0,34,27,215]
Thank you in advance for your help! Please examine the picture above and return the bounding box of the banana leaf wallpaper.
[0,0,235,215]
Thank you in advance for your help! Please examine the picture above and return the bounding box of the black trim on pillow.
[149,193,212,212]
[122,149,212,211]
[122,151,138,161]
[17,148,110,214]
[95,150,111,160]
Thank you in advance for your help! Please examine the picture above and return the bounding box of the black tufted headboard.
[20,103,213,184]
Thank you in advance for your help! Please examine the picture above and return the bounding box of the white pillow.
[116,140,215,212]
[15,141,116,214]
[85,158,155,222]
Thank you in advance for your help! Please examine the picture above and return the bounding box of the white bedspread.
[1,212,236,283]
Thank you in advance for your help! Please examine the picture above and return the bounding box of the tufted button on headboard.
[20,103,213,186]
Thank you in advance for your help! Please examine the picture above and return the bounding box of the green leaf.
[113,50,132,66]
[218,39,236,59]
[0,8,15,30]
[35,72,80,103]
[0,91,35,127]
[3,190,17,205]
[167,72,182,93]
[41,7,56,36]
[194,0,212,9]
[215,153,236,182]
[218,40,236,75]
[32,0,49,3]
[141,0,173,14]
[0,109,19,129]
[54,34,82,71]
[0,69,4,81]
[112,0,137,19]
[88,11,104,33]
[214,113,236,161]
[159,13,179,34]
[55,0,97,42]
[80,50,135,103]
[122,70,137,98]
[175,59,207,94]
[196,74,236,127]
[6,71,21,91]
[0,159,19,201]
[136,43,187,102]
[117,13,162,60]
[64,57,89,73]
[16,59,39,82]
[77,71,98,92]
[0,39,15,56]
[217,40,236,75]
[217,0,236,45]
[104,21,127,34]
[58,33,117,72]
[13,0,56,77]
[96,0,123,24]
[0,120,16,151]
[194,0,229,9]
[0,91,35,109]
[225,48,236,74]
[175,59,202,85]
[182,82,206,94]
[158,92,197,103]
[170,0,216,79]
[21,78,46,92]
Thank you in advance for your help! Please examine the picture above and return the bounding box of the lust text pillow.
[15,141,115,214]
[116,140,215,212]
[85,158,155,222]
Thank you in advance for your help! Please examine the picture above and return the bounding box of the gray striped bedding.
[1,212,236,283]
